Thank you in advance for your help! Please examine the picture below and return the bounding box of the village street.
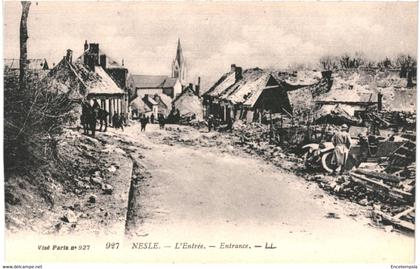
[106,123,414,263]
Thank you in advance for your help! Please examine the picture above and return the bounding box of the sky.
[3,1,418,90]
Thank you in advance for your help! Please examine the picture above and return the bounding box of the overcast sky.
[4,1,417,90]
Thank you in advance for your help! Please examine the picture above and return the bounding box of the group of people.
[112,112,126,131]
[139,114,166,132]
[81,100,109,137]
[81,99,131,137]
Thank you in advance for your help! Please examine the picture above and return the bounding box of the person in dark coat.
[150,113,155,124]
[112,112,119,128]
[140,115,148,132]
[81,101,91,135]
[123,113,128,126]
[87,106,98,137]
[98,108,109,132]
[118,113,124,131]
[158,114,165,129]
[207,115,214,132]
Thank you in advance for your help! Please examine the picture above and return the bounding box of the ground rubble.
[159,123,415,233]
[232,124,416,233]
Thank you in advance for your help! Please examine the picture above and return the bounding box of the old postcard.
[2,0,417,264]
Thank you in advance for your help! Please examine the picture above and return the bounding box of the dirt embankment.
[5,129,135,236]
[93,131,152,236]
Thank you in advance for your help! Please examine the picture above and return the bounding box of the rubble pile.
[157,126,229,149]
[307,150,415,232]
[159,123,303,172]
[375,111,417,129]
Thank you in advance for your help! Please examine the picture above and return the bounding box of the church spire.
[176,38,184,65]
[172,38,187,84]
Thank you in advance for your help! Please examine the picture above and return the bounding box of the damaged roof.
[130,96,152,113]
[153,93,172,109]
[72,60,124,96]
[205,68,278,107]
[314,104,360,125]
[203,71,237,97]
[48,57,124,97]
[143,95,158,106]
[173,87,203,120]
[272,70,322,87]
[230,69,273,106]
[315,89,376,104]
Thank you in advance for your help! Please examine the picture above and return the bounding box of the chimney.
[377,93,383,112]
[196,76,201,96]
[235,66,243,81]
[83,43,99,71]
[66,49,73,63]
[89,43,99,54]
[122,58,124,67]
[84,40,88,51]
[100,54,107,70]
[231,64,236,73]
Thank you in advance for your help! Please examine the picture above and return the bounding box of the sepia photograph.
[2,0,417,264]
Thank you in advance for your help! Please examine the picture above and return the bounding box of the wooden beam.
[374,210,415,231]
[353,169,403,183]
[350,172,412,202]
[394,207,415,219]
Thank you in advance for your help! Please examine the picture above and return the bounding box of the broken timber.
[349,172,413,203]
[354,168,402,183]
[374,207,415,232]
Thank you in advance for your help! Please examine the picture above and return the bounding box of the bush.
[4,73,78,176]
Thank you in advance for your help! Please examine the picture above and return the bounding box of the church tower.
[171,38,187,85]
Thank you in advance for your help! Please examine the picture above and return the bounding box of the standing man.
[207,115,213,132]
[158,114,165,129]
[140,115,148,132]
[118,112,124,131]
[98,108,109,132]
[150,113,155,124]
[331,124,352,175]
[112,111,118,128]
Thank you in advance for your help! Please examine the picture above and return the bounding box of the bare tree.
[319,55,338,71]
[338,52,365,69]
[19,1,31,90]
[339,53,351,69]
[377,57,392,68]
[353,52,365,68]
[395,54,416,78]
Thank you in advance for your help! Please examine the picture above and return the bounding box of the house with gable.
[46,41,129,124]
[203,65,292,123]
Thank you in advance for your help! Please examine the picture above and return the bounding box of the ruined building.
[46,41,129,123]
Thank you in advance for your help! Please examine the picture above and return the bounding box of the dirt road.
[120,123,413,263]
